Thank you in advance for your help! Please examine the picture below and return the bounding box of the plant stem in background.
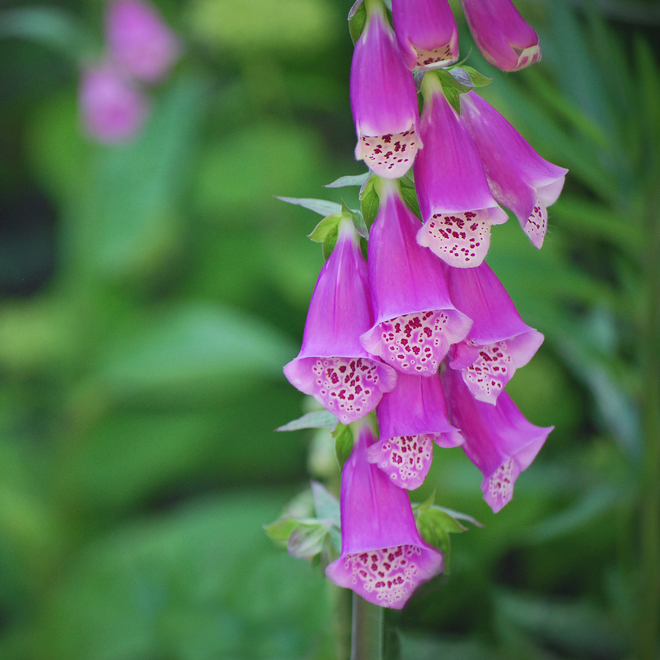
[351,593,384,660]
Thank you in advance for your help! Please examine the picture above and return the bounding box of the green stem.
[351,594,383,660]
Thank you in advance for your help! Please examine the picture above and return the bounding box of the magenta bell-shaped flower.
[326,424,444,608]
[461,91,568,248]
[443,368,553,512]
[351,1,421,178]
[360,178,472,375]
[392,0,459,70]
[460,0,541,72]
[284,219,397,424]
[444,261,544,404]
[79,63,149,144]
[368,371,462,490]
[414,74,508,268]
[106,0,181,83]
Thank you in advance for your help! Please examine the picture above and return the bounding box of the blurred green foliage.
[0,0,659,658]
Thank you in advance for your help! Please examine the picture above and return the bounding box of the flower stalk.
[351,593,384,660]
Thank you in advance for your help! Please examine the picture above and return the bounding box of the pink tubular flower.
[414,74,508,268]
[368,371,462,489]
[392,0,459,70]
[283,219,397,424]
[460,0,541,72]
[461,91,568,248]
[360,178,472,375]
[79,64,148,144]
[444,261,544,404]
[351,2,421,178]
[106,0,181,83]
[326,425,444,608]
[444,367,553,512]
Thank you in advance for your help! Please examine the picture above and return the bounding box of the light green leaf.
[263,517,298,543]
[276,410,338,432]
[311,481,340,526]
[308,213,341,242]
[459,65,492,88]
[325,172,371,188]
[287,522,330,560]
[277,197,342,217]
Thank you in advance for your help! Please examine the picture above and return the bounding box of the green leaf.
[322,232,339,260]
[263,517,299,543]
[332,423,354,468]
[308,213,341,243]
[311,481,340,526]
[287,522,330,560]
[458,65,493,88]
[448,67,474,90]
[360,177,380,228]
[325,172,371,188]
[276,197,342,217]
[443,85,461,114]
[276,411,339,432]
[343,202,369,240]
[400,185,422,220]
[436,68,472,95]
[348,0,366,44]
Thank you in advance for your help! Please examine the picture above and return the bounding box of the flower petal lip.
[460,0,541,72]
[461,91,567,248]
[359,178,472,375]
[351,6,421,177]
[284,219,397,424]
[392,0,459,70]
[444,367,553,512]
[326,425,444,608]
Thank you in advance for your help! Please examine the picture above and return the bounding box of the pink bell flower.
[414,74,508,268]
[79,63,149,144]
[351,2,421,178]
[444,261,544,404]
[284,219,397,425]
[106,0,181,83]
[360,178,472,375]
[461,91,568,248]
[443,367,553,512]
[326,425,444,608]
[392,0,459,70]
[368,371,462,490]
[460,0,541,72]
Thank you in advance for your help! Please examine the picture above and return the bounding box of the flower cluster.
[281,0,564,610]
[79,0,181,144]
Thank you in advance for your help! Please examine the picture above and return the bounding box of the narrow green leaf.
[332,423,354,468]
[459,65,493,88]
[348,0,366,44]
[276,196,342,217]
[308,213,341,243]
[435,506,484,528]
[276,411,339,432]
[325,172,371,188]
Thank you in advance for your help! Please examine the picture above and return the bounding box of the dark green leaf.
[276,411,338,432]
[348,0,366,44]
[332,423,354,468]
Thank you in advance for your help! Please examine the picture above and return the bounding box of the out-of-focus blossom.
[351,3,420,178]
[106,0,181,83]
[392,0,459,70]
[444,367,552,512]
[461,91,568,248]
[326,424,444,608]
[284,218,397,425]
[414,74,507,267]
[79,64,148,143]
[460,0,541,72]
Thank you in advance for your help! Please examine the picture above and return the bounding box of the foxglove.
[392,0,459,70]
[326,425,444,608]
[414,74,508,267]
[368,371,462,489]
[360,178,472,375]
[444,367,553,512]
[106,0,181,83]
[351,2,420,178]
[284,219,397,424]
[460,0,541,72]
[461,91,568,248]
[445,261,544,404]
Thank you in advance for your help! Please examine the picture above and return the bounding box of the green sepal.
[359,177,379,228]
[343,201,369,240]
[311,481,341,527]
[332,423,354,468]
[325,172,371,189]
[276,410,339,432]
[308,213,341,243]
[399,178,422,220]
[436,68,473,95]
[457,65,493,88]
[322,233,338,260]
[276,196,342,217]
[348,0,366,44]
[263,517,299,544]
[287,521,332,560]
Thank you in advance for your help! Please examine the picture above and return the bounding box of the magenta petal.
[360,180,472,375]
[351,7,420,178]
[461,92,567,248]
[106,0,181,83]
[284,220,397,424]
[326,426,444,608]
[444,368,552,512]
[460,0,541,72]
[392,0,459,70]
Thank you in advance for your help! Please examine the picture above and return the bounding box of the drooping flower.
[351,1,421,178]
[391,0,459,70]
[360,177,472,376]
[368,371,462,489]
[443,367,553,512]
[444,261,544,404]
[79,63,149,144]
[326,424,444,608]
[106,0,181,83]
[414,74,508,268]
[460,0,541,72]
[460,91,568,248]
[284,218,397,425]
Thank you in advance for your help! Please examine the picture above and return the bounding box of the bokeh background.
[1,0,660,657]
